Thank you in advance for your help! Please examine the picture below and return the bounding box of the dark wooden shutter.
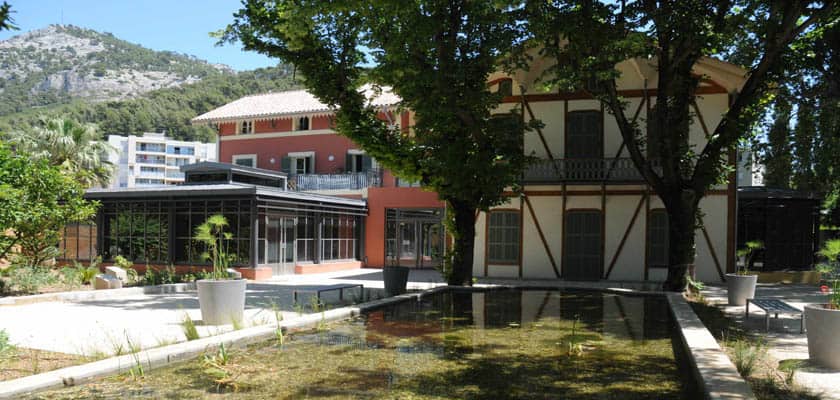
[498,79,513,97]
[280,156,291,173]
[563,211,602,280]
[345,153,353,172]
[362,155,373,172]
[566,111,602,159]
[647,210,669,268]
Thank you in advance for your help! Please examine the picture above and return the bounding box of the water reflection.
[304,289,674,355]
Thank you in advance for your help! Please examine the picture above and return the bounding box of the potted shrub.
[383,259,409,296]
[805,239,840,370]
[727,240,763,306]
[194,214,246,326]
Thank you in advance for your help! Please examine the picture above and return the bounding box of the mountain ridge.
[0,24,301,142]
[0,24,234,115]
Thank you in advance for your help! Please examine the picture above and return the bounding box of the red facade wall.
[311,115,333,130]
[220,134,360,173]
[254,118,293,133]
[364,186,444,268]
[219,122,236,136]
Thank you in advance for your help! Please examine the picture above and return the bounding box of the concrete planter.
[383,266,410,296]
[196,279,246,325]
[805,304,840,370]
[726,273,757,306]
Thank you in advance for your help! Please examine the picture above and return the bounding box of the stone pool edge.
[0,287,449,399]
[666,293,756,400]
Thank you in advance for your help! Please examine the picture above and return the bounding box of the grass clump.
[181,313,200,341]
[730,339,765,378]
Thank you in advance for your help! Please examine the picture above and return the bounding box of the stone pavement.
[0,268,445,357]
[703,283,840,400]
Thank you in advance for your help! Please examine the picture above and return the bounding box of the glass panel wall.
[99,199,251,266]
[321,215,357,261]
[57,223,98,262]
[297,215,316,262]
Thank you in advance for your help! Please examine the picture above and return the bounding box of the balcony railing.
[290,169,383,191]
[523,158,656,183]
[136,157,166,165]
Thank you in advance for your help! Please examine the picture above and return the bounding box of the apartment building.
[106,133,217,188]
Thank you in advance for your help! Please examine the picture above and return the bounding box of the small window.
[497,79,513,97]
[232,155,256,168]
[647,210,669,268]
[487,210,521,264]
[239,120,254,135]
[296,116,310,131]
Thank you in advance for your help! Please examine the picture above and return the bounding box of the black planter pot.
[383,266,410,296]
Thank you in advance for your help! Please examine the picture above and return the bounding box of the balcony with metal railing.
[290,169,383,191]
[522,158,658,184]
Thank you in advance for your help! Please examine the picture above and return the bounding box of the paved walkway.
[703,283,840,400]
[0,269,445,357]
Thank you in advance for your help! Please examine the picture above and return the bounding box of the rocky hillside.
[0,24,232,115]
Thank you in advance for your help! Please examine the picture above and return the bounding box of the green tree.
[0,142,98,266]
[762,95,792,189]
[8,117,114,187]
[223,0,531,285]
[753,20,840,227]
[527,1,837,291]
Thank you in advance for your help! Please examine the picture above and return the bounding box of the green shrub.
[113,255,132,270]
[74,263,99,285]
[125,267,139,284]
[0,329,15,360]
[59,266,81,288]
[7,266,56,294]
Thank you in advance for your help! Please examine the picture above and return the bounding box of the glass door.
[398,221,417,267]
[419,222,443,268]
[385,208,445,269]
[266,216,282,276]
[281,217,296,275]
[267,215,296,276]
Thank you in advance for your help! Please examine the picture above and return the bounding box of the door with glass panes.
[385,208,444,268]
[266,215,296,276]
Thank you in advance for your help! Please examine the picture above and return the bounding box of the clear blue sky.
[0,0,277,71]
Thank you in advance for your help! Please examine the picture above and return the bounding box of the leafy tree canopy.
[526,1,837,290]
[7,117,114,188]
[223,0,532,285]
[0,142,97,266]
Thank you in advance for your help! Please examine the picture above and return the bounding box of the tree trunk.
[663,191,699,292]
[447,199,477,286]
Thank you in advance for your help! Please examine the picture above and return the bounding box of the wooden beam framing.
[501,85,727,104]
[691,100,711,138]
[503,189,730,197]
[521,87,556,162]
[699,216,726,282]
[523,195,561,278]
[604,194,647,279]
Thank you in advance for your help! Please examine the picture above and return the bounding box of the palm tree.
[8,117,114,188]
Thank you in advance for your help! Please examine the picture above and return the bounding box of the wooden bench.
[745,298,805,333]
[293,284,364,306]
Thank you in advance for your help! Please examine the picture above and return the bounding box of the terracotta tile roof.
[191,84,400,124]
